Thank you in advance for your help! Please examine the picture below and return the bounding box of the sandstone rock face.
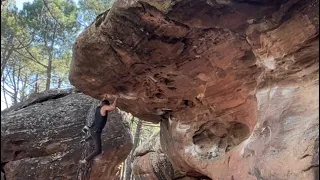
[1,89,132,180]
[70,0,319,179]
[85,108,133,180]
[132,133,210,180]
[160,79,319,179]
[132,133,175,180]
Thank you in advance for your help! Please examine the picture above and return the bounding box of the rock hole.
[13,150,23,159]
[155,93,164,99]
[186,172,211,179]
[160,78,174,85]
[10,140,24,146]
[182,100,194,107]
[1,162,7,180]
[240,50,256,61]
[1,162,8,173]
[167,73,178,77]
[115,86,127,92]
[216,68,227,78]
[192,122,250,158]
[167,86,177,91]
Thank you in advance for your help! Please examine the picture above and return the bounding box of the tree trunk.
[45,57,52,90]
[125,118,142,180]
[19,72,28,102]
[57,78,62,88]
[123,158,129,180]
[1,36,14,79]
[121,162,126,180]
[13,64,21,105]
[45,23,57,91]
[2,75,9,108]
[10,62,18,105]
[34,74,39,93]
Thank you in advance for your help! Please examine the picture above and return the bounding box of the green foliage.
[124,115,160,145]
[77,0,116,27]
[1,0,118,107]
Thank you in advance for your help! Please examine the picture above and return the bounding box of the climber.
[79,94,118,164]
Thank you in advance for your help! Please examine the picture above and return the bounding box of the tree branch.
[42,0,64,29]
[13,49,48,68]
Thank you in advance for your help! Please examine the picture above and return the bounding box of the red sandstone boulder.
[70,0,319,179]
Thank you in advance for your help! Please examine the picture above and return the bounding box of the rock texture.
[1,89,132,180]
[160,79,319,179]
[70,0,319,179]
[132,132,211,180]
[84,108,133,180]
[132,133,175,180]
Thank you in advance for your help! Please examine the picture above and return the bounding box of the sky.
[15,0,80,10]
[15,0,33,10]
[1,0,82,110]
[1,1,31,110]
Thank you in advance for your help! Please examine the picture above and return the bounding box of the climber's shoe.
[79,159,87,164]
[82,125,89,134]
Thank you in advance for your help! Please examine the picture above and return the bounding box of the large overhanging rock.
[160,79,319,179]
[1,89,132,180]
[70,0,319,179]
[70,0,318,123]
[70,0,267,123]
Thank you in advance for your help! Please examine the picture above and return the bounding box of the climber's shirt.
[91,106,108,133]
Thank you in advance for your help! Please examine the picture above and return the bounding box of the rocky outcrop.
[132,133,210,180]
[160,79,319,179]
[84,107,133,180]
[132,133,175,180]
[70,0,319,179]
[1,89,132,180]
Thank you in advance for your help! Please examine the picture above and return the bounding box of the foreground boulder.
[70,0,319,179]
[81,102,133,180]
[132,132,211,180]
[160,79,319,179]
[132,133,175,180]
[1,89,132,180]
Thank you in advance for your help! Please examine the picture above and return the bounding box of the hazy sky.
[1,0,82,110]
[15,0,33,10]
[15,0,80,10]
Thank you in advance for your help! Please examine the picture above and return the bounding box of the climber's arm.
[102,95,118,111]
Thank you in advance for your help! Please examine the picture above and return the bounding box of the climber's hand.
[102,94,118,100]
[113,94,119,99]
[102,94,108,100]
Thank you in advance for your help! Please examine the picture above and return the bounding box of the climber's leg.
[80,135,92,144]
[80,125,93,144]
[83,130,102,162]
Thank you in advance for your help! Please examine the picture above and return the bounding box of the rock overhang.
[70,0,318,124]
[70,0,318,179]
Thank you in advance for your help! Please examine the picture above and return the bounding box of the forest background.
[1,1,159,179]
